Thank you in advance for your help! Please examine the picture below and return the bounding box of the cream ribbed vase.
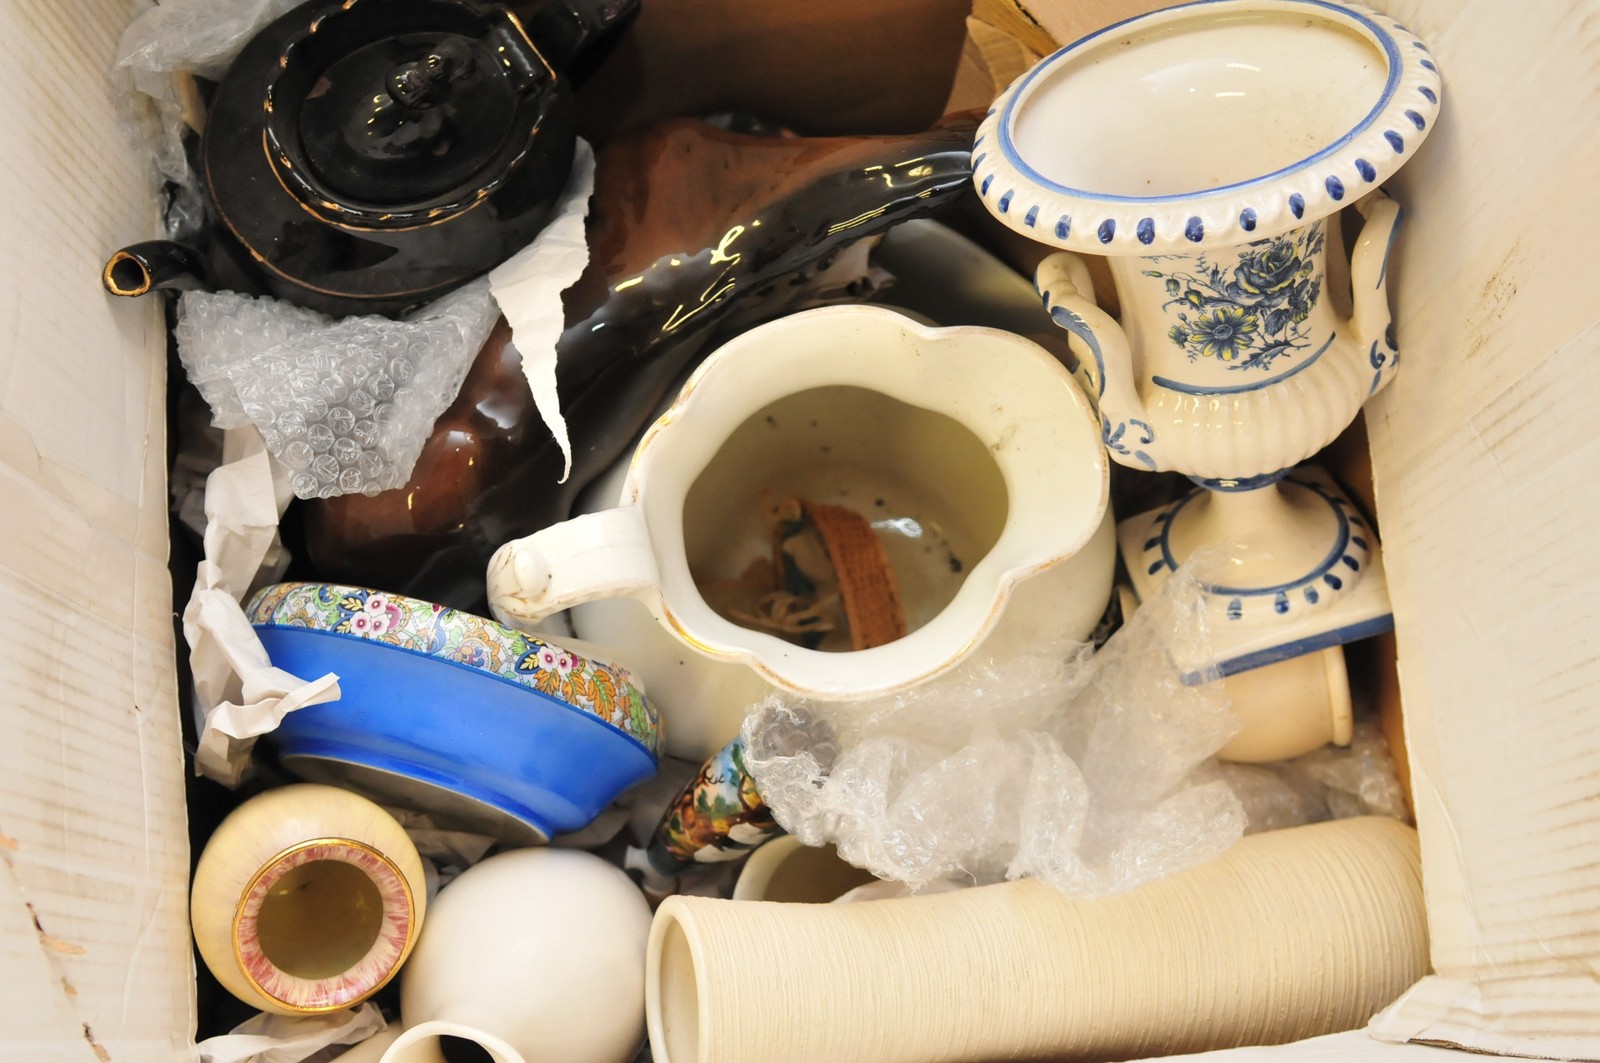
[647,816,1426,1063]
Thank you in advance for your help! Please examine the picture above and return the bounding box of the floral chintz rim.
[247,582,661,756]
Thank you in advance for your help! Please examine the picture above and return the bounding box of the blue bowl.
[248,583,661,845]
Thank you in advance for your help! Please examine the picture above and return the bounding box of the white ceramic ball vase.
[189,784,427,1015]
[386,849,652,1063]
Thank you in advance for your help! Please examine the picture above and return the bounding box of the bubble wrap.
[175,282,499,498]
[1213,717,1410,834]
[741,561,1246,899]
[113,0,302,237]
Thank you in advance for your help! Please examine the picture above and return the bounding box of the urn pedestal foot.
[1119,464,1393,678]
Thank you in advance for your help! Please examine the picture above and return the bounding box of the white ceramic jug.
[488,304,1108,702]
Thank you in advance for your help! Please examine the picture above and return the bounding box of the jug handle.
[1347,191,1403,394]
[381,1020,526,1063]
[488,507,658,629]
[1035,252,1158,471]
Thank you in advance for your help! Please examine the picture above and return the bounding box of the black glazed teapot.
[103,0,638,317]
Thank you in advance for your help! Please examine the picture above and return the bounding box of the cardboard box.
[1,0,1595,1059]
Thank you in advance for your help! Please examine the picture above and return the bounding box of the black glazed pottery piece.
[103,0,639,317]
[301,114,980,610]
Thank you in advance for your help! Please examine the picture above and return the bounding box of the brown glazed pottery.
[302,114,978,609]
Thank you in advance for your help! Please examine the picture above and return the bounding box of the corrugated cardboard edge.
[1003,0,1600,1058]
[1362,0,1600,1057]
[0,1,196,1060]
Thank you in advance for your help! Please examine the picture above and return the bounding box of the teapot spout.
[102,241,208,299]
[1036,252,1160,471]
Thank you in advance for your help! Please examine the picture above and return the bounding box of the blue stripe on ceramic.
[1137,218,1156,244]
[1203,614,1396,679]
[1412,40,1425,49]
[1405,109,1426,129]
[1289,193,1305,218]
[1147,477,1356,604]
[992,0,1406,206]
[1227,598,1243,621]
[1185,217,1204,242]
[1342,555,1360,571]
[1369,340,1384,368]
[1369,369,1383,395]
[1352,536,1368,550]
[1188,469,1294,492]
[1056,215,1071,239]
[974,134,986,148]
[1305,587,1319,605]
[1098,218,1116,243]
[1421,59,1437,72]
[973,152,987,168]
[980,174,993,195]
[1239,207,1257,231]
[1419,86,1437,103]
[1385,130,1405,152]
[1152,331,1336,396]
[1356,158,1376,181]
[1326,176,1345,200]
[1144,537,1161,551]
[998,190,1013,213]
[1025,205,1039,227]
[1274,592,1290,614]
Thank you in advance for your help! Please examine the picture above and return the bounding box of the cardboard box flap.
[0,1,196,1059]
[1359,0,1600,1057]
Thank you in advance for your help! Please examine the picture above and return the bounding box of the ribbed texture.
[649,817,1426,1063]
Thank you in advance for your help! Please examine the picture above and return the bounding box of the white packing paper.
[186,429,341,785]
[488,138,598,483]
[197,1003,386,1063]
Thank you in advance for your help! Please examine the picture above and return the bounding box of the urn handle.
[1347,191,1403,396]
[1036,253,1160,471]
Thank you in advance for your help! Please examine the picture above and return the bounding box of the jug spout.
[102,241,208,299]
[381,1021,528,1063]
[1036,252,1159,471]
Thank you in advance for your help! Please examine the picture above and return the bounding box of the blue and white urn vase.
[972,0,1442,671]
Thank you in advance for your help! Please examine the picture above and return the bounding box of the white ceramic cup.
[731,836,880,903]
[488,304,1108,701]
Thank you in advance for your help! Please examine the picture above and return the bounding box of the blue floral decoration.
[1144,223,1326,373]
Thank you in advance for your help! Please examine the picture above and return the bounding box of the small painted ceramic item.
[301,116,979,610]
[972,0,1442,674]
[247,582,659,845]
[487,303,1108,701]
[634,737,781,884]
[102,0,639,316]
[386,849,651,1063]
[190,784,427,1015]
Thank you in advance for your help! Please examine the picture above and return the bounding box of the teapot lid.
[264,0,553,226]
